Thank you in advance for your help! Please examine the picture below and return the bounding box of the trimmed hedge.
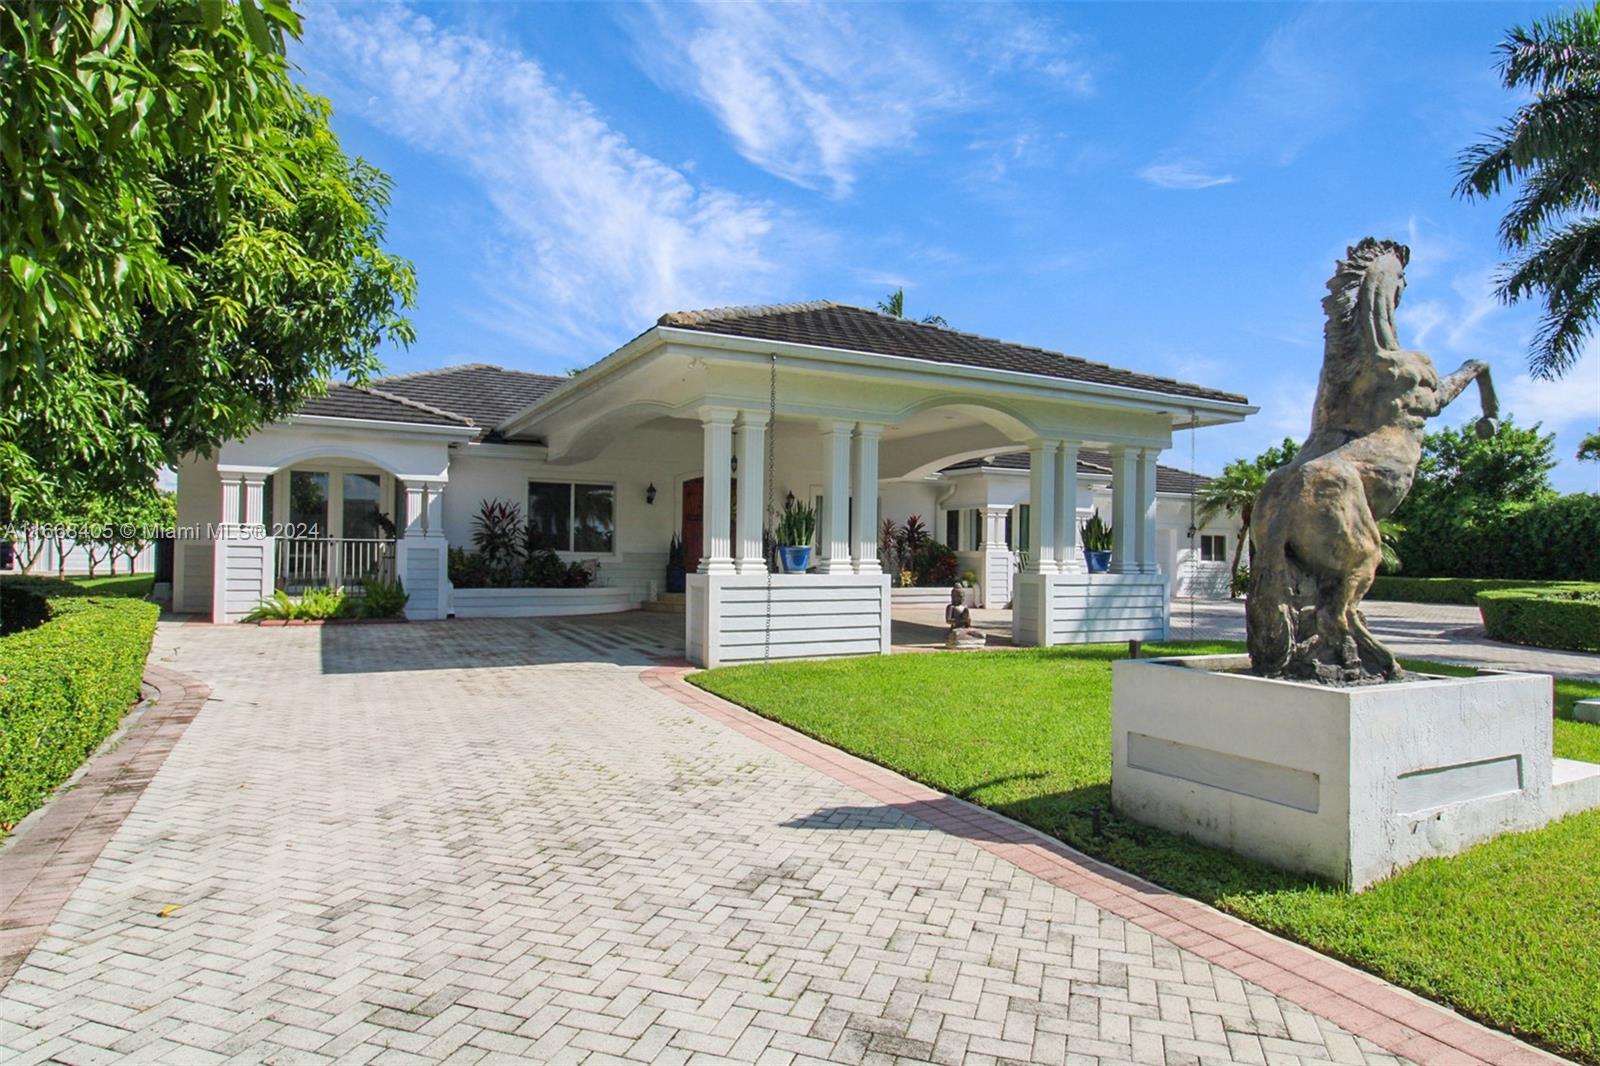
[1395,493,1600,580]
[0,578,159,832]
[1368,576,1593,606]
[1476,586,1600,653]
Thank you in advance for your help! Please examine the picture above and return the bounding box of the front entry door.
[682,478,704,569]
[682,477,737,569]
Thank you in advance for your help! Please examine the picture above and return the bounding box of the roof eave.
[289,414,480,439]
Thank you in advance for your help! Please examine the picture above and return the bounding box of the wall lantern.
[645,483,657,505]
[785,491,796,512]
[731,454,738,473]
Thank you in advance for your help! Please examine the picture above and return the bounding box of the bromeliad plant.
[472,498,525,579]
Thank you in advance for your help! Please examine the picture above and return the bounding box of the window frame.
[527,478,618,557]
[1199,533,1227,563]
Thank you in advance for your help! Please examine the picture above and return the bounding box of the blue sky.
[291,1,1598,492]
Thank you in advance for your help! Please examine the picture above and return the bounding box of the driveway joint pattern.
[0,616,1568,1065]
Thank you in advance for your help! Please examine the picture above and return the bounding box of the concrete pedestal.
[1111,654,1600,888]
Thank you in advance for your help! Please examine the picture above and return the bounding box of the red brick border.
[0,665,210,992]
[642,664,1567,1066]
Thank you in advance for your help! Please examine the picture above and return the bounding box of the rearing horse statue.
[1247,238,1498,684]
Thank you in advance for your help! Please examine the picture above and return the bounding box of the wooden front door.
[682,478,704,568]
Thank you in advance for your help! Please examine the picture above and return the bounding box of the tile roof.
[373,364,566,428]
[293,365,566,435]
[942,449,1213,495]
[296,384,474,428]
[657,302,1247,406]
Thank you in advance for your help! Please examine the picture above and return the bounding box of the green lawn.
[690,644,1600,1062]
[63,573,155,598]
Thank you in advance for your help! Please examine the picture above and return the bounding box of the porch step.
[642,593,686,614]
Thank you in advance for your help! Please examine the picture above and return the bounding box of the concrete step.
[641,593,686,614]
[1553,758,1600,819]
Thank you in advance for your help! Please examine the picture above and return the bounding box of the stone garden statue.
[945,587,986,650]
[1247,238,1499,684]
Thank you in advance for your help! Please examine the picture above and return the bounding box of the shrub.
[1368,576,1594,605]
[471,498,524,580]
[1395,493,1600,580]
[522,548,596,589]
[1477,587,1600,652]
[0,578,159,831]
[448,546,493,588]
[243,586,349,622]
[356,577,408,618]
[913,541,959,587]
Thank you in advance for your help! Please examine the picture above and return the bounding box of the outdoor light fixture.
[731,454,738,473]
[645,483,657,505]
[785,491,796,511]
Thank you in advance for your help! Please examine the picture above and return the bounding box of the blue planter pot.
[1083,550,1111,573]
[778,545,813,573]
[665,566,686,593]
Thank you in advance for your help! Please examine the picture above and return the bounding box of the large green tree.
[1403,415,1558,513]
[1457,3,1600,380]
[1,1,414,512]
[1196,437,1299,595]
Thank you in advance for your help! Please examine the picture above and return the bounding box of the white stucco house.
[175,302,1254,666]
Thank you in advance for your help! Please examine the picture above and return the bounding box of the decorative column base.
[211,530,274,623]
[686,571,891,668]
[1012,572,1168,648]
[397,534,450,620]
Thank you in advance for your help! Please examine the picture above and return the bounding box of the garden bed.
[0,578,159,834]
[689,644,1600,1062]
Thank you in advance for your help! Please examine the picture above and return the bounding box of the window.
[946,510,960,551]
[1200,534,1227,562]
[970,509,983,550]
[528,481,615,553]
[1014,504,1030,552]
[289,471,328,536]
[342,473,383,539]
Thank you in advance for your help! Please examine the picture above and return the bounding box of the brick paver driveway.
[0,616,1459,1064]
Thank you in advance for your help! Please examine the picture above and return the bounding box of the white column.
[423,481,445,537]
[699,408,737,574]
[402,481,427,536]
[1109,446,1140,573]
[241,474,267,531]
[817,420,854,574]
[219,473,243,527]
[1054,441,1079,572]
[735,411,768,573]
[1025,439,1057,573]
[851,423,882,574]
[1138,448,1160,574]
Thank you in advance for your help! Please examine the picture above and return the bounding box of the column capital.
[737,409,771,429]
[853,421,886,438]
[819,418,855,435]
[698,405,739,426]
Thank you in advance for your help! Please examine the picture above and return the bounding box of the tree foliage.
[1,0,414,512]
[876,288,947,327]
[1196,437,1299,594]
[1391,416,1599,579]
[1579,428,1600,462]
[1457,3,1600,379]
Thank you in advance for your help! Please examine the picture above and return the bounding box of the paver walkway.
[0,616,1564,1064]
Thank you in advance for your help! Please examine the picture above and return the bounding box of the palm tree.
[1196,463,1263,597]
[1457,4,1600,380]
[1195,437,1300,597]
[877,288,947,327]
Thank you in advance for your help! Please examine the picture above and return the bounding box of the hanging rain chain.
[763,352,778,666]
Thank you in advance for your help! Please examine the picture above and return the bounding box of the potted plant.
[1080,508,1113,573]
[665,533,687,593]
[775,499,817,573]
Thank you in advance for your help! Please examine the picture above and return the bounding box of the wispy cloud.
[1137,162,1235,190]
[628,1,1096,196]
[293,3,802,357]
[1139,7,1362,188]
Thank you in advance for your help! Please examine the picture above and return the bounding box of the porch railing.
[275,537,397,593]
